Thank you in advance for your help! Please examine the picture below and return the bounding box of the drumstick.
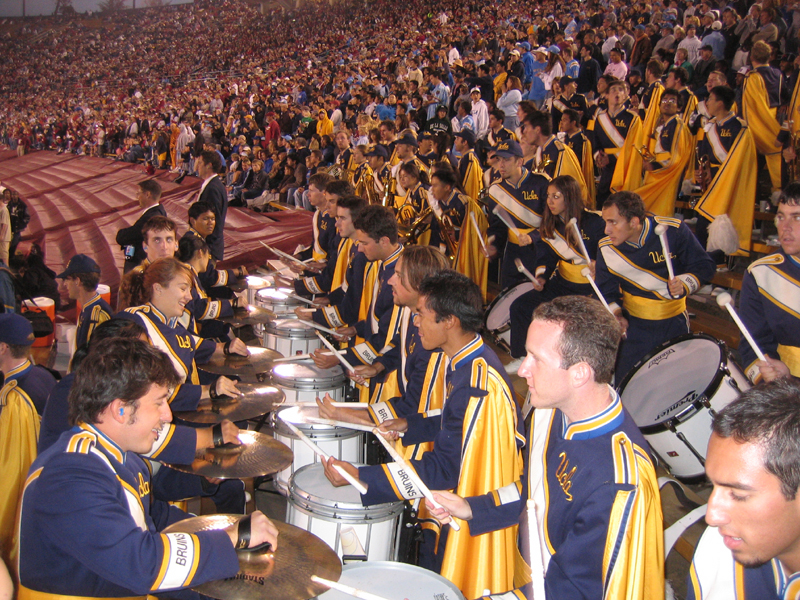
[311,576,393,600]
[469,212,489,257]
[581,268,614,314]
[514,258,542,289]
[281,420,368,494]
[654,224,675,280]
[259,241,307,268]
[567,217,592,264]
[492,205,522,238]
[272,351,336,363]
[716,292,767,362]
[303,320,342,337]
[281,401,370,408]
[305,416,404,437]
[371,427,460,531]
[285,292,318,306]
[316,331,357,373]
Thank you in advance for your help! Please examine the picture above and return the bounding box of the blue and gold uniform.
[19,423,239,598]
[313,246,371,330]
[588,107,643,206]
[509,211,606,357]
[2,358,57,416]
[185,264,235,342]
[639,81,665,139]
[742,65,785,192]
[525,136,590,207]
[312,208,337,263]
[739,250,800,381]
[181,228,237,292]
[595,216,716,380]
[296,234,347,296]
[76,293,113,349]
[468,391,664,600]
[458,149,484,201]
[429,189,467,256]
[487,168,550,288]
[358,335,525,599]
[121,305,217,411]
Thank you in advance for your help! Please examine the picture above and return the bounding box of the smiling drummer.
[18,338,278,600]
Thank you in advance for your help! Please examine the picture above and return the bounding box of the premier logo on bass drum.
[655,389,698,420]
[647,347,675,368]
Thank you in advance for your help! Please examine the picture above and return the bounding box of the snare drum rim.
[272,371,347,391]
[482,281,536,333]
[288,464,405,521]
[270,409,364,441]
[334,561,467,600]
[264,319,319,338]
[618,333,731,434]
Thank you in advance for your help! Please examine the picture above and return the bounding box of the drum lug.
[667,422,706,467]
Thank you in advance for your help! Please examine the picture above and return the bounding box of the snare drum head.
[257,287,291,300]
[318,561,466,600]
[484,282,535,331]
[272,361,345,387]
[265,318,317,337]
[619,334,725,427]
[291,462,365,509]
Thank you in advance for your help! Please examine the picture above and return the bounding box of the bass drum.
[617,333,750,481]
[483,282,535,353]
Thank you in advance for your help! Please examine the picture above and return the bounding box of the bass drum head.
[618,333,726,430]
[317,561,466,600]
[484,282,535,332]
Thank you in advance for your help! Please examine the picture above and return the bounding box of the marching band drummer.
[425,296,664,600]
[426,168,468,257]
[323,271,524,600]
[183,202,247,294]
[505,175,606,375]
[738,183,800,383]
[594,191,716,382]
[18,338,278,600]
[118,257,248,411]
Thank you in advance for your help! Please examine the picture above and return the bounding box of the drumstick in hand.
[716,292,766,362]
[469,212,490,257]
[515,258,543,290]
[654,224,675,280]
[567,217,592,264]
[581,268,614,315]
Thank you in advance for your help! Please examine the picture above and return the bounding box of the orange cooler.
[22,297,55,347]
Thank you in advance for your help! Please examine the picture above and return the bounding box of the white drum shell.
[271,361,348,403]
[316,561,466,600]
[254,287,300,335]
[271,405,364,494]
[287,464,403,563]
[262,319,322,356]
[483,282,535,351]
[619,334,751,480]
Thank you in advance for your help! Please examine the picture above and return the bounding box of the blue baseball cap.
[0,313,35,346]
[57,254,101,279]
[366,145,389,159]
[493,140,523,158]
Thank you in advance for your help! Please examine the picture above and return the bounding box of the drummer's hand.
[613,310,629,335]
[312,296,331,307]
[334,326,356,342]
[350,363,384,386]
[295,307,316,319]
[311,348,341,369]
[228,338,250,356]
[486,243,498,259]
[322,456,360,488]
[586,260,596,280]
[518,233,533,246]
[196,420,241,450]
[316,394,372,425]
[425,490,473,523]
[758,357,792,382]
[274,274,294,288]
[305,260,326,273]
[532,276,545,292]
[225,511,279,551]
[378,418,407,441]
[214,376,242,398]
[287,260,306,274]
[667,277,686,298]
[237,266,249,278]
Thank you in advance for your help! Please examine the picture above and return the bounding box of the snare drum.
[317,561,465,600]
[618,333,750,481]
[288,464,403,563]
[483,282,535,352]
[270,405,365,493]
[271,361,348,403]
[263,319,322,356]
[255,287,300,334]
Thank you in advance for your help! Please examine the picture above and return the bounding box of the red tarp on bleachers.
[0,152,312,294]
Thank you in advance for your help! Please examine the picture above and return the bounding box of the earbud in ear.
[119,408,124,417]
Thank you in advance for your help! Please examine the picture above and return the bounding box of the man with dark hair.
[665,66,698,120]
[57,254,112,349]
[453,129,483,200]
[639,59,665,139]
[427,295,664,600]
[560,109,595,199]
[196,149,227,261]
[596,191,715,380]
[687,378,800,599]
[18,338,278,598]
[634,87,694,217]
[738,184,800,383]
[138,216,179,271]
[183,201,245,293]
[115,179,166,273]
[0,313,58,567]
[486,108,517,148]
[324,271,524,599]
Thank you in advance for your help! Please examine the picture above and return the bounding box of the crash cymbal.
[164,430,293,479]
[201,346,283,382]
[163,516,341,600]
[221,306,277,327]
[229,276,274,293]
[174,384,286,424]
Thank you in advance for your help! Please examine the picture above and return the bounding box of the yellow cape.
[611,116,644,192]
[635,117,694,217]
[742,71,782,190]
[551,140,592,208]
[639,82,664,146]
[454,199,489,301]
[695,120,758,255]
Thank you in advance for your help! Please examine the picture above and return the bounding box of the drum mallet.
[306,416,404,437]
[567,218,592,265]
[514,258,543,290]
[316,331,358,374]
[492,205,523,240]
[716,292,767,362]
[281,419,368,494]
[372,428,461,531]
[311,576,393,600]
[580,268,614,316]
[469,212,490,257]
[653,224,675,280]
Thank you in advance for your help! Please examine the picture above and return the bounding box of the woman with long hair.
[119,257,247,410]
[396,161,428,224]
[504,175,607,372]
[497,76,524,131]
